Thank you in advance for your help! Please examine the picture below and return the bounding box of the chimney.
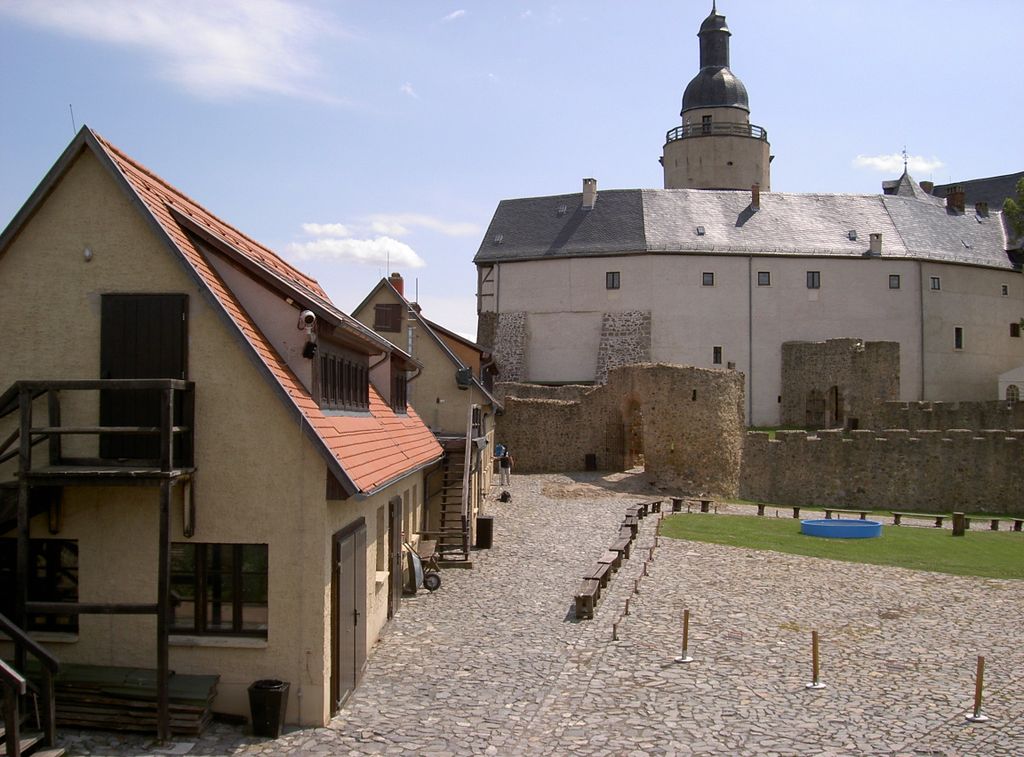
[945,186,965,213]
[751,184,761,211]
[975,201,989,217]
[869,233,882,255]
[582,178,597,210]
[919,180,934,195]
[389,271,404,296]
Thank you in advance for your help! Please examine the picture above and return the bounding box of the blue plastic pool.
[800,519,882,539]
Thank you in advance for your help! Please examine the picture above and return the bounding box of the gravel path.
[62,472,1024,756]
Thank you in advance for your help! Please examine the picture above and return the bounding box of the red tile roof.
[90,129,441,494]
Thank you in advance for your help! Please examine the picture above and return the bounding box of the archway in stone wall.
[623,399,645,470]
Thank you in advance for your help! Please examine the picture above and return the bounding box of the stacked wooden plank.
[26,662,218,736]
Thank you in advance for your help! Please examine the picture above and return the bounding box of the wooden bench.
[598,549,621,572]
[671,497,683,512]
[622,515,639,536]
[610,536,632,561]
[575,579,600,619]
[824,508,871,520]
[699,499,711,513]
[791,506,801,519]
[626,502,648,519]
[983,516,1024,531]
[619,525,635,542]
[649,499,662,514]
[891,511,965,528]
[756,503,766,516]
[583,562,611,590]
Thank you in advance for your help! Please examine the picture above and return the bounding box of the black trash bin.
[476,515,494,549]
[248,679,289,737]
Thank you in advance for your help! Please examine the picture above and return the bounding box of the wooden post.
[952,512,966,537]
[160,387,174,473]
[47,388,61,465]
[805,630,826,689]
[675,609,694,663]
[967,655,989,722]
[757,503,766,516]
[156,480,172,742]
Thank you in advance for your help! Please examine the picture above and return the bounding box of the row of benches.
[746,503,1024,531]
[575,501,662,620]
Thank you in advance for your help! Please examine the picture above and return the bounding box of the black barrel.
[476,515,494,549]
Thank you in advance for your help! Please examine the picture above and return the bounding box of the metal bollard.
[624,597,630,616]
[675,609,694,663]
[612,622,618,641]
[805,630,826,689]
[966,656,989,722]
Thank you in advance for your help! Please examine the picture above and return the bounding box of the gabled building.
[474,5,1024,427]
[0,126,442,737]
[353,274,500,562]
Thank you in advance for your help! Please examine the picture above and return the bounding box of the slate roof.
[1,127,441,496]
[931,171,1024,210]
[474,184,1019,270]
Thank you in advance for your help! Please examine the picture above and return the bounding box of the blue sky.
[2,1,1022,339]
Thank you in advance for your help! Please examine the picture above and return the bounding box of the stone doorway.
[624,400,645,470]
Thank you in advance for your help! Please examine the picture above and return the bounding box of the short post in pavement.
[675,609,694,663]
[966,656,989,722]
[805,630,826,689]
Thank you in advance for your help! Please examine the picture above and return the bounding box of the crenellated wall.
[861,400,1024,431]
[741,428,1024,514]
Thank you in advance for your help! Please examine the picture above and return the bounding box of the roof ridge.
[91,128,324,297]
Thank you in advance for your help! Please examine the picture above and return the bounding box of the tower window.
[889,274,901,290]
[713,346,722,365]
[702,272,715,287]
[954,327,964,350]
[606,271,620,290]
[1002,284,1009,296]
[806,271,820,289]
[757,271,771,287]
[702,115,712,134]
[930,276,941,291]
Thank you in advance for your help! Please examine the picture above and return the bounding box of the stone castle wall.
[595,311,652,384]
[862,400,1024,431]
[740,429,1024,514]
[496,364,745,497]
[492,311,527,383]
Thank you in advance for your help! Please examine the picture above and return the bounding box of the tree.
[1003,178,1024,238]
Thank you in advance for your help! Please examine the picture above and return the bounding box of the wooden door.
[100,294,187,460]
[388,495,403,618]
[331,521,367,714]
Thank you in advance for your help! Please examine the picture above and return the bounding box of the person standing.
[497,445,513,486]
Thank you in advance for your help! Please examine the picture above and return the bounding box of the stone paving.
[60,472,1024,756]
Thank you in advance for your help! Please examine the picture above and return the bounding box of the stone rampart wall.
[595,311,651,384]
[741,429,1024,514]
[492,311,527,382]
[862,400,1024,431]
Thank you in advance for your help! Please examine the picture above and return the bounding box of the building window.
[954,327,964,350]
[606,271,620,290]
[1002,284,1009,296]
[702,114,712,134]
[1011,322,1021,338]
[319,348,370,411]
[889,274,901,290]
[757,271,771,287]
[806,271,820,289]
[0,539,79,633]
[712,346,722,365]
[392,370,408,413]
[1008,384,1021,402]
[373,303,402,333]
[702,272,715,287]
[930,277,941,291]
[170,543,268,637]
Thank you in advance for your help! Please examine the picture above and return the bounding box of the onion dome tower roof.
[681,4,750,115]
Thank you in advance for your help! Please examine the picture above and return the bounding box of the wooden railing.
[0,611,59,756]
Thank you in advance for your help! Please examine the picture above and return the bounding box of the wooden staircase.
[433,448,470,564]
[0,615,63,757]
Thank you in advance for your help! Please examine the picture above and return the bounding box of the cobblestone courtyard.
[65,473,1024,756]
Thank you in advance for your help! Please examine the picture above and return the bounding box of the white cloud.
[367,213,480,238]
[287,237,426,268]
[400,82,419,99]
[0,0,339,102]
[442,9,466,22]
[853,153,945,174]
[301,222,351,237]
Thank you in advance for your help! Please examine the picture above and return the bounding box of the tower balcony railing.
[666,122,768,143]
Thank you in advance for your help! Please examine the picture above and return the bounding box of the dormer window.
[319,347,369,411]
[374,303,402,333]
[391,370,408,413]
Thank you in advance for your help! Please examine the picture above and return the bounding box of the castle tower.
[662,4,771,191]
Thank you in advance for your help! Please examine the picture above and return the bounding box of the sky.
[2,0,1022,340]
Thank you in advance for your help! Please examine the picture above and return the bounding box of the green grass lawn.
[660,514,1024,579]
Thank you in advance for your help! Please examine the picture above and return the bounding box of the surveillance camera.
[297,310,316,330]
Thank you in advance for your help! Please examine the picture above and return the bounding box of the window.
[702,272,715,287]
[319,348,370,411]
[1011,322,1021,338]
[392,370,408,413]
[712,346,722,365]
[1008,384,1020,402]
[889,274,901,290]
[1002,284,1009,296]
[757,271,771,287]
[170,543,268,637]
[373,303,402,333]
[0,539,78,633]
[701,114,712,134]
[806,271,820,289]
[954,327,964,350]
[606,271,620,290]
[930,276,941,291]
